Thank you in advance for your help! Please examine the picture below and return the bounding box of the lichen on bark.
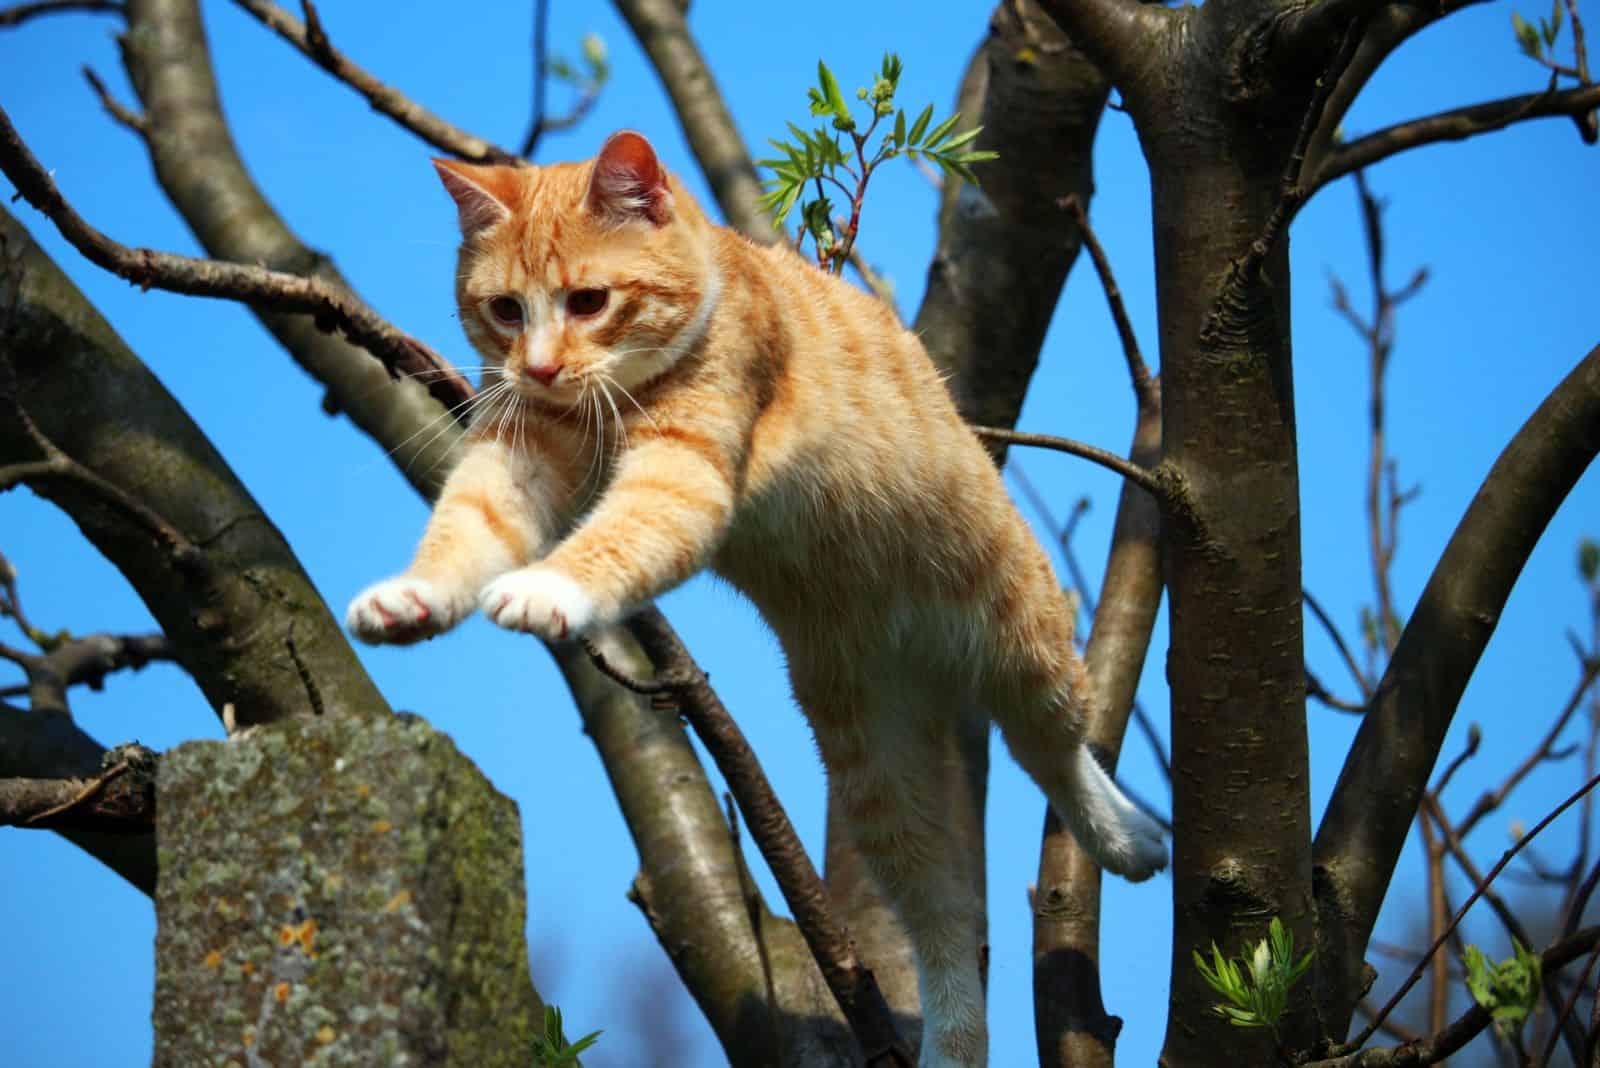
[152,712,541,1067]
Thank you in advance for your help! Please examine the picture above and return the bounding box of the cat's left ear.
[586,131,673,226]
[433,159,520,237]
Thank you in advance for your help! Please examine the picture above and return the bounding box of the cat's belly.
[712,510,994,685]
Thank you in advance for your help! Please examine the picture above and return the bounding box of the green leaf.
[1463,940,1542,1035]
[1580,537,1599,584]
[817,61,853,127]
[921,112,962,150]
[907,103,934,146]
[580,32,607,78]
[893,108,907,148]
[937,125,984,152]
[1512,11,1544,57]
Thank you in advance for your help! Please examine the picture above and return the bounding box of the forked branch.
[230,0,517,164]
[0,105,474,413]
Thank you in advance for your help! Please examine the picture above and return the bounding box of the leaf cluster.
[547,32,610,94]
[757,54,996,273]
[1463,940,1542,1035]
[530,1005,600,1067]
[1512,1,1566,61]
[1192,917,1314,1035]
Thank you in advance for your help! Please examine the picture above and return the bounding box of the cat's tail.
[1060,745,1168,881]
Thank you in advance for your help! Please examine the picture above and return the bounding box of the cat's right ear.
[432,159,517,237]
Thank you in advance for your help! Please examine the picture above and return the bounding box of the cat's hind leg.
[803,672,989,1068]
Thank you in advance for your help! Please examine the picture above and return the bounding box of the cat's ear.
[586,131,673,226]
[433,159,519,237]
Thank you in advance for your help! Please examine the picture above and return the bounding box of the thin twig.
[971,426,1171,505]
[622,607,913,1067]
[1455,659,1600,840]
[0,0,120,25]
[229,0,516,164]
[81,66,147,139]
[1349,770,1600,1053]
[1304,588,1374,697]
[1306,927,1600,1067]
[1539,938,1600,1067]
[519,0,552,156]
[0,104,475,415]
[1058,194,1153,407]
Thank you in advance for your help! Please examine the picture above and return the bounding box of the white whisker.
[597,378,629,458]
[599,373,660,432]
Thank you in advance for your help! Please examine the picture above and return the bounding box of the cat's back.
[708,232,1031,644]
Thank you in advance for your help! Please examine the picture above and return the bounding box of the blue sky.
[2,2,1597,1065]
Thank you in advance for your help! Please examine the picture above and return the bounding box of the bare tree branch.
[519,0,553,156]
[0,104,474,416]
[1311,84,1600,192]
[1032,0,1172,96]
[1303,0,1495,181]
[1058,194,1153,407]
[1349,771,1600,1053]
[1315,341,1600,1036]
[0,0,120,25]
[1034,389,1164,1068]
[1,206,391,729]
[0,744,156,831]
[1305,926,1600,1067]
[81,66,147,139]
[230,0,517,163]
[123,0,465,494]
[625,608,913,1067]
[611,0,772,240]
[971,426,1170,504]
[0,630,174,705]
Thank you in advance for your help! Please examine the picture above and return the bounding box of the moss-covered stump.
[152,712,542,1067]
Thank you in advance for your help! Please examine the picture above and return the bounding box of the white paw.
[479,568,596,642]
[346,576,467,646]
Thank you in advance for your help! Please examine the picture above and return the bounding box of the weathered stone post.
[152,712,542,1067]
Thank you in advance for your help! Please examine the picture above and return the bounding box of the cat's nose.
[524,363,562,386]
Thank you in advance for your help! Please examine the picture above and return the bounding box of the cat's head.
[435,131,719,411]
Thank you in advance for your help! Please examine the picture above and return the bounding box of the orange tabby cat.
[347,131,1166,1068]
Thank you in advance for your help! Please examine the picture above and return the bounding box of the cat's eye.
[485,296,524,329]
[566,288,609,317]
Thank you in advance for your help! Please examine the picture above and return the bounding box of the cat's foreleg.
[348,437,561,645]
[480,439,734,642]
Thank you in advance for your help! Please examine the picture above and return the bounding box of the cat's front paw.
[480,568,597,642]
[346,576,468,646]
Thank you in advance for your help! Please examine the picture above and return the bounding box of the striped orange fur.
[347,131,1166,1068]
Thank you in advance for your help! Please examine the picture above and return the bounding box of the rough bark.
[0,696,156,891]
[122,0,463,496]
[0,207,390,730]
[1033,390,1162,1068]
[152,712,542,1066]
[1037,0,1332,1059]
[914,0,1111,447]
